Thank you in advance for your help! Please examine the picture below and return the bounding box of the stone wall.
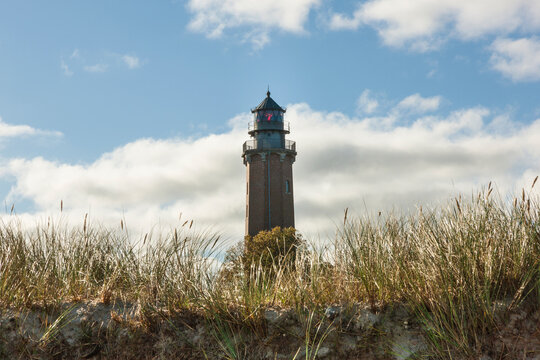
[2,301,537,359]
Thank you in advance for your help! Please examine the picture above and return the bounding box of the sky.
[1,0,540,242]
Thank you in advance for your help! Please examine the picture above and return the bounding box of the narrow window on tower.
[285,180,290,194]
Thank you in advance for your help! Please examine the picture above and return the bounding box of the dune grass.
[0,182,539,358]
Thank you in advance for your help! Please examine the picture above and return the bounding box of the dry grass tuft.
[1,184,539,358]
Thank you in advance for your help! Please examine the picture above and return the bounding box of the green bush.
[243,227,301,270]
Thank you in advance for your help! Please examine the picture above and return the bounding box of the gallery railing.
[248,121,290,132]
[243,139,296,152]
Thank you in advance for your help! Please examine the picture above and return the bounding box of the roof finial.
[267,85,270,97]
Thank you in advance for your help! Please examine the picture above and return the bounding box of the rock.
[391,330,427,360]
[324,306,341,320]
[265,308,298,338]
[316,346,331,358]
[59,305,85,346]
[264,309,280,324]
[355,308,380,331]
[340,335,357,351]
[20,312,43,340]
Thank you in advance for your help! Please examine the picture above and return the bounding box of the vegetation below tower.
[0,183,539,359]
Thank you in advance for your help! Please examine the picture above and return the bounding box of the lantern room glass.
[255,110,283,123]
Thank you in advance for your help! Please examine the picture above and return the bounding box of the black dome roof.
[251,91,286,113]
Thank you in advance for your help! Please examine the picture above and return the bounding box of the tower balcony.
[248,120,290,135]
[243,139,296,153]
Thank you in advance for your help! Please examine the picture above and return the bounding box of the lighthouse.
[242,91,296,237]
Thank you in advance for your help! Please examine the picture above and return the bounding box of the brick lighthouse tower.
[242,91,296,237]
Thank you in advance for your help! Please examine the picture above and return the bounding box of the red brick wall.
[245,152,295,237]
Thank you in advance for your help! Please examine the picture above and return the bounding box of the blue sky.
[1,1,540,240]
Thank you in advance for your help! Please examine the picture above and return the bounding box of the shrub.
[243,227,301,270]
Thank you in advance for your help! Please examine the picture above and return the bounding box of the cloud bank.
[329,0,540,80]
[0,118,63,139]
[183,0,540,79]
[490,37,540,81]
[2,97,540,241]
[186,0,320,48]
[330,0,540,48]
[397,93,441,113]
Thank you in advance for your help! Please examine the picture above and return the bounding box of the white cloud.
[186,0,320,48]
[242,30,271,51]
[62,51,142,74]
[122,55,141,69]
[356,90,379,114]
[70,49,80,59]
[84,63,108,73]
[0,117,63,138]
[397,93,441,113]
[60,60,73,77]
[330,0,540,50]
[490,37,540,81]
[4,127,246,238]
[2,99,540,241]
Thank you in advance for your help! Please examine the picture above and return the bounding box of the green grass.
[1,183,539,358]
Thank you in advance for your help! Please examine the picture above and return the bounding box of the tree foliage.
[243,227,301,270]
